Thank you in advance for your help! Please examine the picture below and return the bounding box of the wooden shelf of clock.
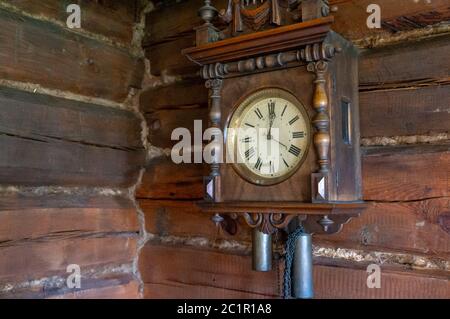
[198,201,367,236]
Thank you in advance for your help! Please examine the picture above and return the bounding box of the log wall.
[137,0,450,299]
[0,0,148,298]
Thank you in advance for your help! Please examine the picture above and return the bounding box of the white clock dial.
[227,88,311,185]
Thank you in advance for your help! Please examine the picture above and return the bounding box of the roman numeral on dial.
[254,157,262,170]
[254,108,263,119]
[289,115,299,125]
[245,147,255,160]
[292,131,305,138]
[289,145,301,157]
[242,137,252,143]
[245,122,255,128]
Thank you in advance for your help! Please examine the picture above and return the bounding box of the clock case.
[183,3,366,236]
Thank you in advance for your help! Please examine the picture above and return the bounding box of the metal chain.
[274,230,281,298]
[283,226,305,299]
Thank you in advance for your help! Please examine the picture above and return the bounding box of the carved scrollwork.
[242,212,295,234]
[213,212,358,236]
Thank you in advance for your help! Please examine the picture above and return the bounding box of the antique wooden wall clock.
[183,0,366,298]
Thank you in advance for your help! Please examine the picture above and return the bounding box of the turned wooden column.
[307,60,330,173]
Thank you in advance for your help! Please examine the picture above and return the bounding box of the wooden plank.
[0,86,143,150]
[146,106,207,149]
[0,134,144,187]
[136,157,205,200]
[331,0,450,41]
[140,199,251,241]
[7,0,137,46]
[4,273,139,299]
[315,198,450,257]
[147,34,196,76]
[0,193,139,243]
[359,34,450,87]
[363,144,450,201]
[140,243,279,299]
[50,279,140,299]
[313,259,450,299]
[0,86,145,187]
[0,9,142,102]
[139,80,207,113]
[140,244,450,299]
[0,192,133,210]
[144,282,268,299]
[360,85,450,137]
[0,236,137,283]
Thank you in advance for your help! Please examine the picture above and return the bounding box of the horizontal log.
[0,134,144,187]
[0,86,143,150]
[146,106,208,149]
[136,157,205,200]
[0,236,137,284]
[360,85,450,137]
[7,0,136,46]
[316,198,450,257]
[144,282,268,299]
[313,257,450,299]
[359,34,450,87]
[140,199,251,242]
[0,86,145,187]
[49,277,140,299]
[362,144,450,201]
[0,9,142,102]
[139,79,207,113]
[140,243,279,299]
[146,33,196,76]
[5,272,139,299]
[0,193,139,243]
[140,244,450,299]
[331,0,450,41]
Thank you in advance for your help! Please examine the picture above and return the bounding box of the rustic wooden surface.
[0,87,145,187]
[0,8,143,102]
[140,244,450,299]
[7,0,137,46]
[138,0,450,299]
[0,2,143,298]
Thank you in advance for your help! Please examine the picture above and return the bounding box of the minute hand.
[272,137,287,149]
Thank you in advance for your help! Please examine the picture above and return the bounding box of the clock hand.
[267,103,276,139]
[272,137,287,149]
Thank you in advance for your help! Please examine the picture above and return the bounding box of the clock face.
[226,88,311,185]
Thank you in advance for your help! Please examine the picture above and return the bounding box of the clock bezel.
[225,87,312,186]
